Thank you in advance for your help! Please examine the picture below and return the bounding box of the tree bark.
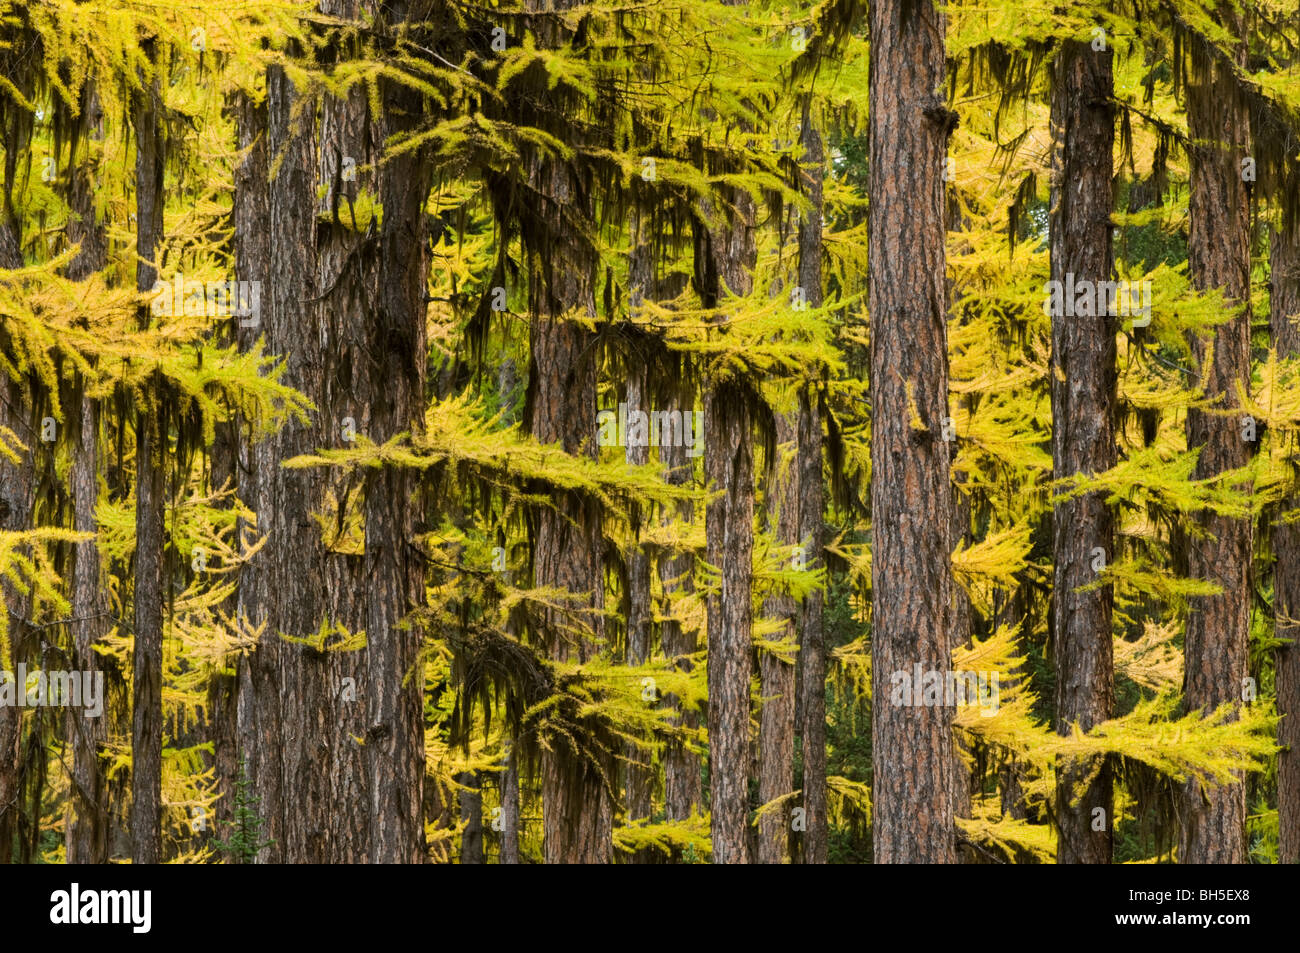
[659,405,702,822]
[1271,222,1300,864]
[1049,38,1116,865]
[796,117,828,865]
[65,80,109,864]
[130,39,165,865]
[868,0,956,863]
[624,366,654,828]
[758,413,797,864]
[365,2,431,863]
[700,180,757,864]
[458,771,484,863]
[498,743,521,864]
[1179,21,1252,865]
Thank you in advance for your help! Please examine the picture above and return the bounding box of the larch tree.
[1179,10,1253,865]
[1048,33,1116,865]
[867,0,957,863]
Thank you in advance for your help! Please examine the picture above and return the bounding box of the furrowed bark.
[1179,20,1252,865]
[659,407,702,822]
[796,116,828,865]
[758,413,798,865]
[702,184,757,864]
[1049,38,1116,865]
[1271,222,1300,864]
[624,366,654,828]
[130,39,165,865]
[365,3,431,863]
[868,0,956,864]
[65,80,109,864]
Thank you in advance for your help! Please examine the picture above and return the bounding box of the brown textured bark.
[499,744,521,863]
[528,148,613,869]
[238,55,374,862]
[131,40,165,865]
[1179,24,1252,865]
[796,117,828,865]
[868,0,956,864]
[64,80,109,864]
[705,378,754,865]
[0,367,32,865]
[659,408,702,822]
[1049,38,1116,865]
[624,367,654,827]
[758,413,798,864]
[1271,223,1300,864]
[364,1,431,865]
[701,180,757,864]
[458,771,484,863]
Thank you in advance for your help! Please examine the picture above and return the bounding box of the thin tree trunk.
[868,0,956,864]
[796,116,828,865]
[458,771,484,863]
[1180,19,1252,865]
[659,403,702,822]
[1049,38,1116,865]
[130,39,165,865]
[65,80,108,864]
[499,743,520,864]
[625,367,654,828]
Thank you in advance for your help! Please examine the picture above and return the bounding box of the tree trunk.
[130,40,165,865]
[659,403,702,822]
[1179,22,1252,865]
[458,771,484,863]
[701,181,757,864]
[1271,222,1300,863]
[499,744,521,864]
[758,413,797,864]
[364,6,432,863]
[624,366,654,828]
[1049,38,1116,865]
[239,57,375,863]
[528,158,613,865]
[868,0,956,864]
[796,116,828,865]
[65,80,109,864]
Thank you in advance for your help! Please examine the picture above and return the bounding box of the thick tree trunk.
[1049,38,1116,865]
[1271,223,1300,864]
[365,32,432,860]
[131,41,165,865]
[528,160,613,864]
[868,0,956,864]
[705,377,754,865]
[701,184,757,864]
[796,117,828,865]
[239,58,375,863]
[1179,26,1252,865]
